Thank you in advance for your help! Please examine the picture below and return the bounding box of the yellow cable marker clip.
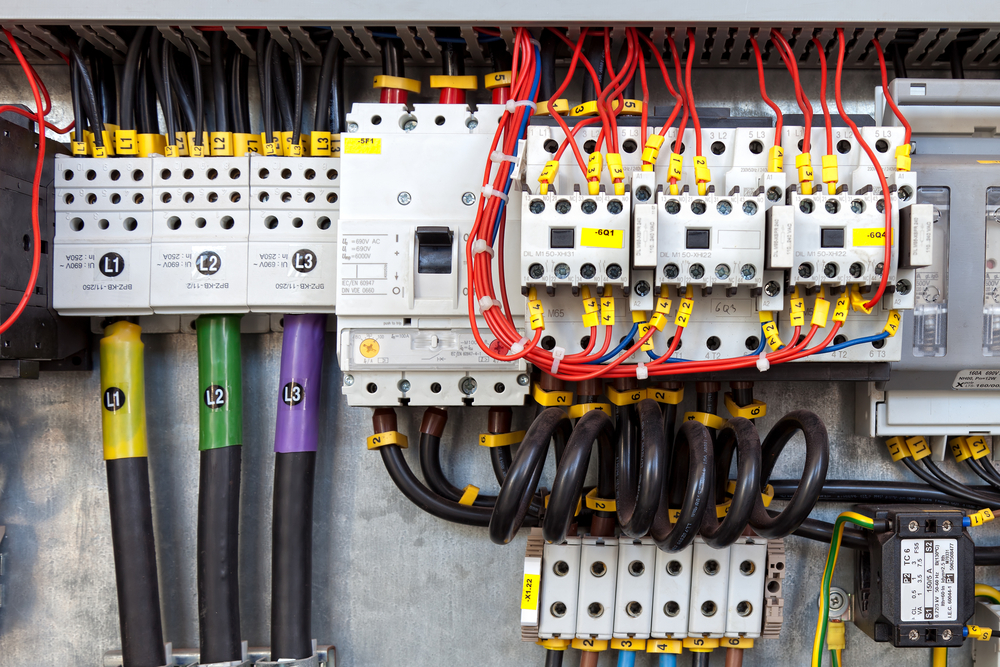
[164,144,181,158]
[849,284,873,314]
[210,131,234,156]
[969,508,996,527]
[611,639,646,652]
[722,637,754,650]
[478,431,526,448]
[684,411,727,430]
[833,294,850,323]
[537,638,571,651]
[966,435,992,460]
[646,386,684,404]
[968,625,993,641]
[484,70,512,89]
[137,133,166,157]
[761,319,783,351]
[570,100,599,117]
[641,134,665,171]
[531,383,573,407]
[233,133,261,156]
[528,297,545,330]
[904,436,931,460]
[536,99,569,116]
[667,152,683,193]
[115,129,138,155]
[309,131,333,156]
[581,286,600,328]
[600,291,615,326]
[538,159,560,195]
[649,296,672,331]
[767,145,784,172]
[429,74,478,90]
[950,436,974,462]
[366,430,408,450]
[795,152,814,194]
[895,144,911,172]
[71,140,88,156]
[675,295,694,328]
[100,321,148,460]
[790,293,806,327]
[585,487,616,511]
[724,392,767,419]
[633,310,649,324]
[638,322,654,351]
[567,403,611,419]
[822,154,839,194]
[606,385,645,406]
[884,310,902,337]
[587,152,603,195]
[812,297,831,328]
[683,637,719,653]
[885,435,911,462]
[372,74,421,94]
[694,155,711,196]
[458,485,480,506]
[606,152,625,195]
[571,638,608,653]
[647,639,683,654]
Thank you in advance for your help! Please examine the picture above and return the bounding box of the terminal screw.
[764,281,781,297]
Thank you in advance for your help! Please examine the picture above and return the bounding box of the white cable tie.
[478,296,501,313]
[490,150,517,164]
[550,346,566,374]
[471,239,495,257]
[505,99,538,114]
[636,361,648,381]
[481,185,509,202]
[756,351,771,373]
[509,336,530,355]
[529,38,542,50]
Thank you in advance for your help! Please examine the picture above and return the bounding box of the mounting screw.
[764,280,781,297]
[909,630,920,641]
[343,374,355,387]
[896,279,911,295]
[460,377,478,395]
[398,379,411,393]
[462,192,477,206]
[875,262,884,276]
[348,121,359,133]
[943,629,953,641]
[397,192,412,205]
[517,373,530,386]
[829,588,847,614]
[850,262,864,278]
[942,520,952,532]
[466,117,479,130]
[908,520,919,532]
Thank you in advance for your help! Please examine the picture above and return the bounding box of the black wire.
[119,27,148,132]
[67,39,105,146]
[290,38,303,146]
[699,417,762,548]
[161,39,176,146]
[544,410,615,544]
[966,458,1000,490]
[381,38,405,78]
[691,647,710,667]
[271,47,294,132]
[140,51,159,134]
[314,35,339,134]
[581,36,606,103]
[256,30,271,137]
[771,479,982,508]
[922,457,1000,507]
[749,410,829,539]
[489,446,513,486]
[90,50,117,125]
[182,37,204,147]
[539,30,559,101]
[418,433,497,508]
[70,60,84,143]
[210,31,229,133]
[262,37,276,142]
[168,45,197,133]
[148,31,167,130]
[949,41,965,79]
[616,399,666,539]
[543,649,564,667]
[238,50,250,134]
[978,458,1000,489]
[651,420,713,553]
[227,46,243,135]
[890,41,908,79]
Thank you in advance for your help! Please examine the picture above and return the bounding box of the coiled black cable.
[749,410,829,539]
[182,37,204,148]
[119,27,148,133]
[210,31,229,134]
[651,420,713,552]
[616,399,666,539]
[290,38,303,146]
[544,410,616,544]
[699,417,762,548]
[418,432,497,508]
[491,408,571,545]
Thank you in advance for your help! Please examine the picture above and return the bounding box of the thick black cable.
[617,399,666,538]
[256,30,271,137]
[314,35,337,134]
[238,51,250,134]
[699,418,762,548]
[977,457,1000,489]
[966,458,1000,490]
[544,649,564,667]
[210,31,229,133]
[119,27,149,132]
[262,38,276,142]
[489,446,513,486]
[168,46,197,132]
[488,37,512,73]
[290,38,303,145]
[380,444,493,526]
[70,61,84,143]
[271,451,315,661]
[161,39,176,145]
[651,420,713,552]
[381,38,405,78]
[544,410,616,544]
[197,446,242,664]
[182,37,205,147]
[91,51,117,125]
[271,47,294,133]
[490,408,571,545]
[138,53,158,134]
[539,31,559,101]
[890,41,908,80]
[227,47,243,135]
[106,457,166,667]
[440,35,465,77]
[327,38,344,135]
[691,648,710,667]
[922,457,1000,507]
[770,479,981,508]
[417,433,496,508]
[581,36,606,103]
[749,410,829,539]
[148,31,167,124]
[67,39,105,146]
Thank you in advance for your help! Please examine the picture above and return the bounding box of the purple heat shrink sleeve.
[274,314,326,454]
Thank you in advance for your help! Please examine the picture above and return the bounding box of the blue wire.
[617,650,636,667]
[748,323,767,356]
[816,331,889,354]
[659,655,678,667]
[589,323,638,364]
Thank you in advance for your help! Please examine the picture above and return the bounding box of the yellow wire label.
[366,430,408,450]
[833,296,850,323]
[812,298,831,328]
[762,321,782,351]
[600,296,615,326]
[100,322,148,460]
[478,431,526,448]
[884,310,902,336]
[210,131,234,156]
[581,228,624,248]
[115,129,138,155]
[886,436,910,462]
[675,298,694,327]
[344,137,382,155]
[667,152,683,181]
[790,297,806,327]
[233,133,260,156]
[646,386,683,404]
[531,384,572,407]
[528,299,545,330]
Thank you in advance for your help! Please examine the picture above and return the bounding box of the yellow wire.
[931,647,947,667]
[976,583,1000,604]
[836,649,842,667]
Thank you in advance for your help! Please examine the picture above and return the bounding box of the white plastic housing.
[688,539,730,638]
[651,545,693,639]
[538,538,582,639]
[725,538,768,638]
[575,536,618,640]
[613,537,656,639]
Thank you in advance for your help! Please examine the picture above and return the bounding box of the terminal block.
[538,537,582,640]
[247,155,340,313]
[614,537,657,639]
[651,544,693,639]
[149,157,250,313]
[53,156,154,315]
[576,536,619,640]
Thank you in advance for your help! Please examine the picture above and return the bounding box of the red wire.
[684,29,702,157]
[638,35,649,143]
[555,116,601,159]
[770,30,812,155]
[812,37,833,155]
[751,37,783,144]
[872,38,912,145]
[0,106,74,133]
[835,28,891,310]
[0,29,44,335]
[667,34,688,175]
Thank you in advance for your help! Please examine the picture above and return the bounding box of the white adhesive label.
[953,369,1000,390]
[899,538,957,622]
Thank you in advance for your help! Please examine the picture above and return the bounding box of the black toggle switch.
[416,226,454,274]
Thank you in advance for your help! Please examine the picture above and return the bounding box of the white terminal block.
[575,536,618,640]
[53,156,153,315]
[149,157,250,313]
[538,537,582,639]
[247,155,340,312]
[651,544,694,639]
[521,189,631,290]
[688,538,731,638]
[725,538,768,638]
[655,188,767,293]
[613,537,656,639]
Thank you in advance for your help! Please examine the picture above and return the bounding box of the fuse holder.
[724,392,767,419]
[587,152,603,195]
[684,411,727,430]
[767,145,784,172]
[821,154,839,194]
[367,430,408,450]
[478,431,526,448]
[895,144,911,172]
[538,160,560,195]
